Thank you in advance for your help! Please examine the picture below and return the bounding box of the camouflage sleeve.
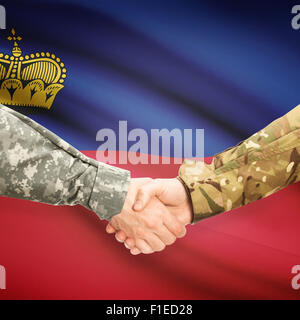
[0,104,130,221]
[179,104,300,224]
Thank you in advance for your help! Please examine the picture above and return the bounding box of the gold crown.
[0,28,67,109]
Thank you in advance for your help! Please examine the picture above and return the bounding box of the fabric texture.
[179,104,300,223]
[0,104,130,220]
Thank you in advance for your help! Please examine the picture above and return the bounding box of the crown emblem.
[0,28,67,109]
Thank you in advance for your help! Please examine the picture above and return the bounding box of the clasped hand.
[106,178,193,255]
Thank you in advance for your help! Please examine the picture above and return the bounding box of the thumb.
[133,180,164,211]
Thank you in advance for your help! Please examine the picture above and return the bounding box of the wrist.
[89,164,131,220]
[175,177,194,225]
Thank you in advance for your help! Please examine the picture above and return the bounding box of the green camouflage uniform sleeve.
[179,104,300,224]
[0,104,130,221]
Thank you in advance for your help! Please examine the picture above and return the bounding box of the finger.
[135,239,154,254]
[109,216,120,231]
[124,242,131,249]
[133,180,164,211]
[130,248,141,255]
[106,223,116,234]
[163,212,187,238]
[147,205,178,245]
[154,225,176,246]
[115,234,124,243]
[144,233,166,252]
[125,238,136,249]
[115,230,127,242]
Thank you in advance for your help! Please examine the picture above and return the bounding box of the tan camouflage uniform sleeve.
[179,105,300,224]
[0,104,130,221]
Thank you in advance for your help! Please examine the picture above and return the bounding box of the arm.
[0,104,186,252]
[179,104,300,223]
[0,104,130,221]
[120,104,300,255]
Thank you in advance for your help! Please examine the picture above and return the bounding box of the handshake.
[106,178,193,255]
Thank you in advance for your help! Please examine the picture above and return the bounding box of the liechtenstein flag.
[0,0,300,299]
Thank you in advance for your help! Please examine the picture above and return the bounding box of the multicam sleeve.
[0,104,130,221]
[179,105,300,224]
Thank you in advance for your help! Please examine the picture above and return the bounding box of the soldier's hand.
[106,178,186,255]
[134,178,193,225]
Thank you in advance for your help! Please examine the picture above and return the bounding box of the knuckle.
[135,227,145,238]
[145,218,159,229]
[145,219,155,229]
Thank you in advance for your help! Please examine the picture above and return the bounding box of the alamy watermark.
[291,265,300,290]
[0,5,6,29]
[96,121,204,164]
[292,5,300,30]
[0,265,6,290]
